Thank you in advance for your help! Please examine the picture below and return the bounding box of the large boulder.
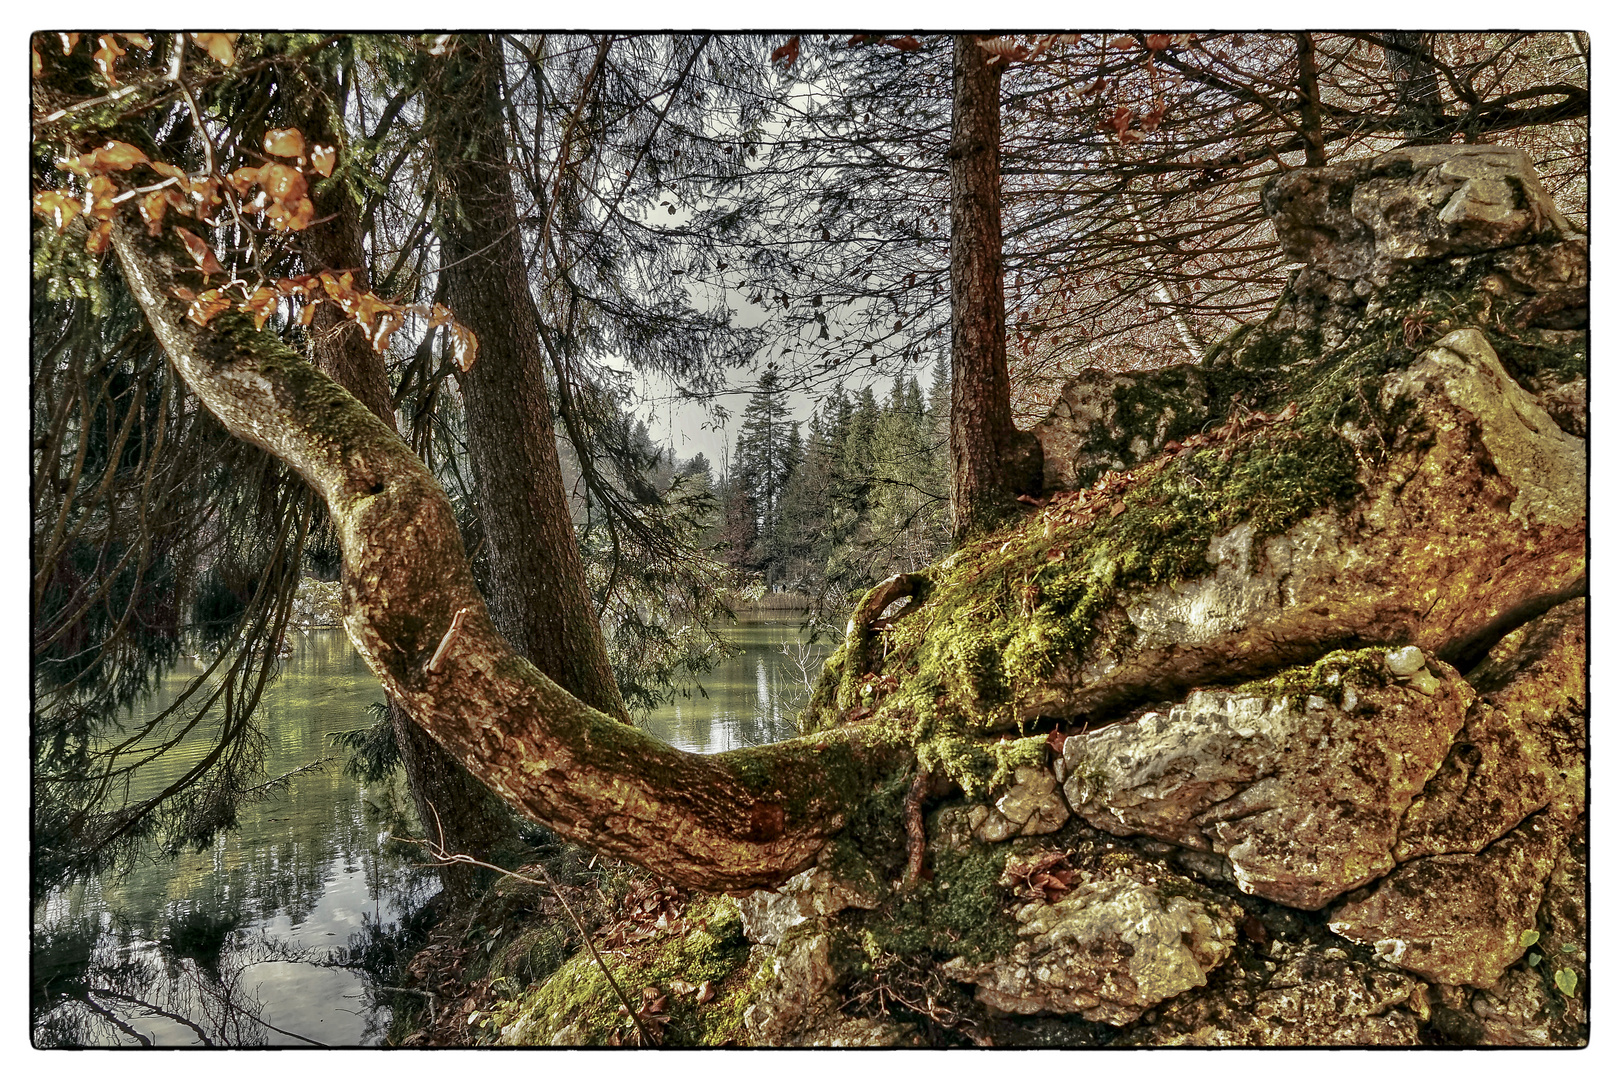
[942,854,1241,1025]
[1262,145,1572,286]
[1060,653,1470,909]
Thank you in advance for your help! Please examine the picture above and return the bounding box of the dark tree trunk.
[948,36,1039,546]
[1381,32,1446,144]
[293,74,521,903]
[425,35,628,722]
[1295,33,1329,167]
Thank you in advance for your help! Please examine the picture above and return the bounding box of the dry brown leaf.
[263,127,306,159]
[85,219,112,255]
[84,175,119,219]
[32,45,42,79]
[139,189,180,235]
[242,286,279,330]
[187,289,232,326]
[309,144,336,177]
[450,322,479,371]
[93,35,126,84]
[59,33,79,55]
[32,190,82,232]
[192,33,238,67]
[696,980,716,1003]
[174,227,224,275]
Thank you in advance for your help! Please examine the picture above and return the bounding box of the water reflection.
[32,629,434,1047]
[639,616,828,753]
[33,617,823,1046]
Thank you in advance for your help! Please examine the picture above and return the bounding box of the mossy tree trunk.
[948,36,1038,546]
[294,68,521,903]
[424,34,629,723]
[109,216,902,891]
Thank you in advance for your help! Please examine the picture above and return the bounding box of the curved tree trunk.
[110,218,900,891]
[294,73,522,902]
[424,34,628,722]
[948,36,1039,545]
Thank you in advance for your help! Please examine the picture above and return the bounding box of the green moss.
[858,842,1016,964]
[1228,646,1391,709]
[491,895,759,1046]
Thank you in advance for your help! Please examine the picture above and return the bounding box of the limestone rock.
[968,766,1070,842]
[1032,364,1208,490]
[943,859,1240,1025]
[742,930,842,1045]
[1396,599,1586,861]
[1021,320,1584,728]
[1127,941,1425,1046]
[1328,811,1563,987]
[1263,145,1571,286]
[737,843,887,947]
[1063,672,1469,909]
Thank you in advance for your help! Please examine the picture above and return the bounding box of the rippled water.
[32,616,823,1047]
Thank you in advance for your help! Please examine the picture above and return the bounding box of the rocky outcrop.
[1060,655,1471,909]
[509,146,1586,1048]
[1328,810,1563,987]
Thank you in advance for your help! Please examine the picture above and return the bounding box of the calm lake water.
[32,616,822,1047]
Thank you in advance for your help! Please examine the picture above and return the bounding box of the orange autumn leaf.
[148,161,189,182]
[259,163,307,203]
[119,33,153,50]
[187,289,232,326]
[1145,34,1173,51]
[174,227,224,275]
[425,302,455,329]
[275,274,319,297]
[59,33,79,55]
[85,219,113,255]
[319,270,358,302]
[93,35,125,84]
[191,33,238,66]
[228,165,266,197]
[32,189,82,232]
[370,312,403,353]
[84,175,119,219]
[92,140,149,171]
[1109,35,1135,50]
[263,127,306,159]
[139,189,180,235]
[309,144,336,177]
[242,286,279,330]
[449,322,479,371]
[297,298,322,326]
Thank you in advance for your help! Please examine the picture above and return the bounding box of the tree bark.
[109,217,901,891]
[948,36,1039,546]
[1295,33,1329,167]
[425,35,628,723]
[293,74,521,902]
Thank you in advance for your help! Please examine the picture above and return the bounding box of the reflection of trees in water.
[34,804,435,1047]
[34,911,276,1046]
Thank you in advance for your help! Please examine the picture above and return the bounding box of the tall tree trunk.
[1381,32,1446,144]
[1295,33,1329,167]
[294,74,521,903]
[948,36,1039,546]
[425,34,628,722]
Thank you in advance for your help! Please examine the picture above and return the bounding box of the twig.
[427,607,470,673]
[406,804,653,1046]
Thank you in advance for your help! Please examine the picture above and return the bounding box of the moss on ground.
[490,894,759,1046]
[854,842,1018,965]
